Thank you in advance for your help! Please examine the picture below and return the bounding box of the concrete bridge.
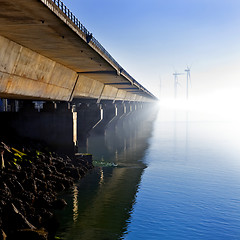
[0,0,158,154]
[0,0,156,102]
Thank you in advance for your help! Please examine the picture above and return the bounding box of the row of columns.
[0,99,147,155]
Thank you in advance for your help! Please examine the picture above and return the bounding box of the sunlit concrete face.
[0,35,146,101]
[0,35,77,100]
[0,0,155,102]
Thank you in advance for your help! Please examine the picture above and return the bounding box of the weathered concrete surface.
[0,35,77,100]
[0,0,156,102]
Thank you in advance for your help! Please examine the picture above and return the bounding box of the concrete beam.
[0,0,157,102]
[0,35,77,100]
[0,36,143,102]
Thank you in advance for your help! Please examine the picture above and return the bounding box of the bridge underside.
[0,0,155,102]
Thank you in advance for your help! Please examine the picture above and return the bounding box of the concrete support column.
[76,102,102,137]
[0,100,78,155]
[116,103,125,119]
[122,102,132,118]
[102,102,116,125]
[107,104,118,126]
[0,99,7,112]
[0,99,20,112]
[90,101,116,134]
[130,103,143,118]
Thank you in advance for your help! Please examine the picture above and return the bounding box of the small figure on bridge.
[86,33,93,43]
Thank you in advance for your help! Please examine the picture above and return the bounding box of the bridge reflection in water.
[55,109,158,240]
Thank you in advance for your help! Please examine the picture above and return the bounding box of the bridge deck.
[0,0,156,102]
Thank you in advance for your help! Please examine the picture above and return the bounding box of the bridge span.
[0,0,158,154]
[0,0,156,102]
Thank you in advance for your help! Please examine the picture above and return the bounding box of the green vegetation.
[93,160,118,167]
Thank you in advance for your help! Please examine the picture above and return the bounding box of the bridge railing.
[50,0,155,98]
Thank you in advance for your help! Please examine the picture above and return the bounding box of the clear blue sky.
[62,0,240,102]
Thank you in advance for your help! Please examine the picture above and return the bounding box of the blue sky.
[62,0,240,103]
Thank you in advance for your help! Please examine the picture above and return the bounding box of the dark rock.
[43,166,52,175]
[53,182,65,192]
[23,178,37,194]
[46,174,71,191]
[66,162,74,168]
[37,153,47,161]
[0,138,93,238]
[5,179,17,194]
[64,167,81,180]
[0,182,12,198]
[55,171,66,178]
[78,167,86,177]
[12,198,26,216]
[2,203,36,232]
[0,229,7,240]
[26,170,34,179]
[20,190,35,204]
[42,214,59,237]
[34,194,52,209]
[12,162,21,170]
[9,229,48,240]
[16,170,28,182]
[35,170,46,180]
[3,173,17,181]
[49,165,57,173]
[22,201,33,216]
[39,209,54,223]
[52,158,66,171]
[20,160,33,168]
[35,178,47,192]
[28,214,42,228]
[59,178,73,190]
[51,199,67,210]
[43,156,52,165]
[0,199,6,207]
[75,153,93,165]
[9,179,25,195]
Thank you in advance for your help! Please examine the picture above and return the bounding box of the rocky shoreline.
[0,138,94,240]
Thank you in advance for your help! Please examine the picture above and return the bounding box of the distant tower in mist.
[159,76,162,100]
[185,66,191,100]
[173,72,183,99]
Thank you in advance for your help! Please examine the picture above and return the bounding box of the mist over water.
[56,106,240,240]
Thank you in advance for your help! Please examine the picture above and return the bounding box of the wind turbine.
[173,72,184,99]
[185,66,191,100]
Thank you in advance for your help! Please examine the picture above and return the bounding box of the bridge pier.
[0,97,158,155]
[76,100,140,142]
[0,100,78,155]
[90,101,116,134]
[76,101,102,138]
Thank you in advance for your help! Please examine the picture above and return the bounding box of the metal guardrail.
[51,0,155,98]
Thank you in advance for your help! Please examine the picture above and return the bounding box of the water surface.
[56,109,240,240]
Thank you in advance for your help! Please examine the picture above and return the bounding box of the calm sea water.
[56,108,240,240]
